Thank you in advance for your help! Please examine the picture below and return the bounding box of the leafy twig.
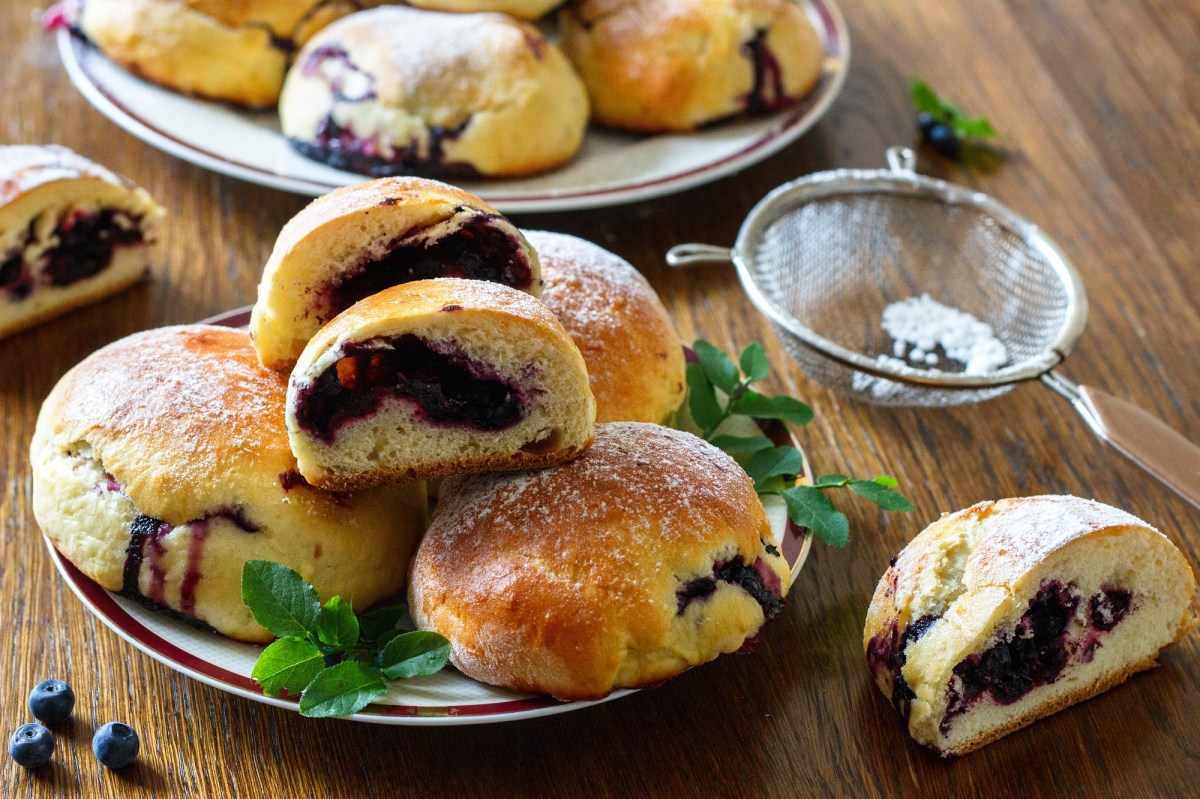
[684,340,913,546]
[241,561,450,717]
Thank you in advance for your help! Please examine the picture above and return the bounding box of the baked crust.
[31,325,427,642]
[405,0,564,20]
[409,422,789,700]
[0,145,164,338]
[528,230,686,425]
[76,0,373,107]
[863,495,1195,756]
[279,6,589,176]
[250,176,541,372]
[286,278,595,490]
[560,0,823,132]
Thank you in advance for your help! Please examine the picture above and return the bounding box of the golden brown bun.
[864,495,1195,757]
[560,0,823,132]
[76,0,372,107]
[31,325,427,642]
[286,278,595,490]
[279,6,589,177]
[250,177,541,373]
[0,145,164,338]
[405,0,563,20]
[527,230,686,425]
[410,422,789,700]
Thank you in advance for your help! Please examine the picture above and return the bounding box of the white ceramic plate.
[54,1,849,213]
[47,307,812,724]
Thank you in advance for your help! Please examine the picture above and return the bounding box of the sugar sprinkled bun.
[864,495,1195,757]
[527,230,686,425]
[409,422,790,700]
[286,278,595,491]
[560,0,824,132]
[75,0,371,107]
[279,6,589,177]
[31,325,427,643]
[250,177,541,373]
[0,145,163,338]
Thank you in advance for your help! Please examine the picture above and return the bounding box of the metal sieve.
[667,147,1200,508]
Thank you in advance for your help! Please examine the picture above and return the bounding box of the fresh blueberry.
[92,722,139,769]
[917,111,938,137]
[926,123,961,159]
[28,679,75,725]
[9,723,54,769]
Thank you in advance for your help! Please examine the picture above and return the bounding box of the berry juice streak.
[178,519,209,617]
[122,515,171,600]
[742,30,789,114]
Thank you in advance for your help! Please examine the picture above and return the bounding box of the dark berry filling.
[741,29,793,115]
[293,334,527,444]
[1088,587,1132,631]
[290,116,478,180]
[940,580,1137,734]
[279,469,310,491]
[301,45,376,102]
[675,556,786,620]
[43,209,144,287]
[325,214,534,316]
[865,613,941,720]
[0,247,33,299]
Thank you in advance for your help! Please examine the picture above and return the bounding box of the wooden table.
[2,1,1198,796]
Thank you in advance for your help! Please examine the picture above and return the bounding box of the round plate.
[54,1,848,213]
[46,307,812,724]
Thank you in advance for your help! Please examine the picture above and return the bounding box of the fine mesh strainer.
[667,147,1200,508]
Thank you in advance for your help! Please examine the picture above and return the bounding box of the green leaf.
[358,603,408,644]
[317,596,360,650]
[241,560,321,639]
[731,390,813,426]
[849,479,915,511]
[813,473,850,488]
[873,474,899,489]
[378,631,452,680]
[956,116,998,140]
[912,78,999,142]
[780,486,850,547]
[743,446,804,490]
[297,661,387,718]
[251,638,325,698]
[739,342,770,383]
[708,434,774,459]
[686,363,724,432]
[693,340,740,393]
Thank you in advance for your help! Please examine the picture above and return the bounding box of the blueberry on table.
[9,723,54,769]
[92,722,139,769]
[917,111,938,137]
[28,679,75,725]
[926,123,962,159]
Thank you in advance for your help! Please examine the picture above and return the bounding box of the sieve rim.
[729,163,1089,390]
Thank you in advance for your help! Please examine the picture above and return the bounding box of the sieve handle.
[665,244,733,268]
[1042,371,1200,508]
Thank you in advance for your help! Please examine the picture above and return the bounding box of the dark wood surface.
[2,1,1198,796]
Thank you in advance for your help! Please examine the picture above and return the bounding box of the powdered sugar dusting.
[880,294,1008,375]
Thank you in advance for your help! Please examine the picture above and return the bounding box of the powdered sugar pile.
[879,294,1008,375]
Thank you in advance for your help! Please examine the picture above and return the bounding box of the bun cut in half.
[864,495,1195,757]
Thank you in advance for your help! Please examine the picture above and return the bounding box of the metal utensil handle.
[665,244,733,268]
[1042,371,1200,508]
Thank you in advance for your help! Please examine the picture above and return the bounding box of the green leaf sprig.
[241,560,450,718]
[910,79,999,142]
[684,340,913,547]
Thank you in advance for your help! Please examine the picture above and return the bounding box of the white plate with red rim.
[53,1,849,214]
[44,307,813,724]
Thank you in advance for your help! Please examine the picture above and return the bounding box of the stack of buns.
[64,0,828,177]
[33,175,789,701]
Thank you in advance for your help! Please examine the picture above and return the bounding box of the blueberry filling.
[940,580,1136,734]
[865,613,941,720]
[0,247,33,299]
[326,214,534,316]
[301,45,376,102]
[741,29,792,114]
[290,116,478,179]
[675,556,785,620]
[43,209,144,287]
[293,334,527,444]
